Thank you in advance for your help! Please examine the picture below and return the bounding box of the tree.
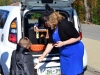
[73,0,85,22]
[83,0,90,23]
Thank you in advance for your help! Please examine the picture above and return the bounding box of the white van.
[0,0,87,75]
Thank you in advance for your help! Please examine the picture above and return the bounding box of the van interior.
[23,10,71,55]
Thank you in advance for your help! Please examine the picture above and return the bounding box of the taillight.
[79,31,82,39]
[78,25,82,39]
[8,18,17,43]
[77,18,82,39]
[9,34,17,43]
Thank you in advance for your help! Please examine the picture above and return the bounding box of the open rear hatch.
[20,0,75,55]
[21,0,75,9]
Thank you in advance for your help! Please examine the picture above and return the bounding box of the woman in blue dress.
[38,4,84,75]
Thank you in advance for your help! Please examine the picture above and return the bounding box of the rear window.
[0,10,9,28]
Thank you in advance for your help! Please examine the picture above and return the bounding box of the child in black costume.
[9,37,34,75]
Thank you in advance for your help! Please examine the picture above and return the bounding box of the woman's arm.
[54,36,80,47]
[38,43,54,62]
[42,43,54,57]
[63,36,80,45]
[62,21,80,45]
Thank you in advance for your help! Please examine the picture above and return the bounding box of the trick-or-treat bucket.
[30,44,45,52]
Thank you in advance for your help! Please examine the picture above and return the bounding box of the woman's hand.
[38,55,45,62]
[38,43,54,62]
[54,41,65,47]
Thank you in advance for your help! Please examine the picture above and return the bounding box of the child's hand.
[33,58,39,67]
[34,58,39,64]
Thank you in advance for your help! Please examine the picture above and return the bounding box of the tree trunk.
[83,0,90,23]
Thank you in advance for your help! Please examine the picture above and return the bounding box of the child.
[10,37,34,75]
[19,37,32,49]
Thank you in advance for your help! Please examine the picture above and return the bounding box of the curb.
[87,65,100,75]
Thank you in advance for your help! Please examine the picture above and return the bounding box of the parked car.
[0,0,87,75]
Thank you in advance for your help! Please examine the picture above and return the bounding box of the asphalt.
[83,38,100,75]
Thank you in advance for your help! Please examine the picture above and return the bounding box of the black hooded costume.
[9,44,34,75]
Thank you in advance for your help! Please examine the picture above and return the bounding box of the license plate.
[45,67,61,75]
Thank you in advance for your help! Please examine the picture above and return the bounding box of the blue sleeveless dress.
[52,27,84,75]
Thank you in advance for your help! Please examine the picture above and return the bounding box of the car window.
[28,12,41,24]
[24,12,42,28]
[0,10,9,28]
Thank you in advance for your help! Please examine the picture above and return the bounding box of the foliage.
[90,0,100,25]
[31,13,41,19]
[0,0,5,6]
[0,0,12,6]
[92,0,100,25]
[73,0,100,25]
[73,0,85,22]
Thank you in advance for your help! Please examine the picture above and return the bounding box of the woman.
[38,4,84,75]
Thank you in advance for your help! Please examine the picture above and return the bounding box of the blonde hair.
[19,37,32,49]
[48,10,65,29]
